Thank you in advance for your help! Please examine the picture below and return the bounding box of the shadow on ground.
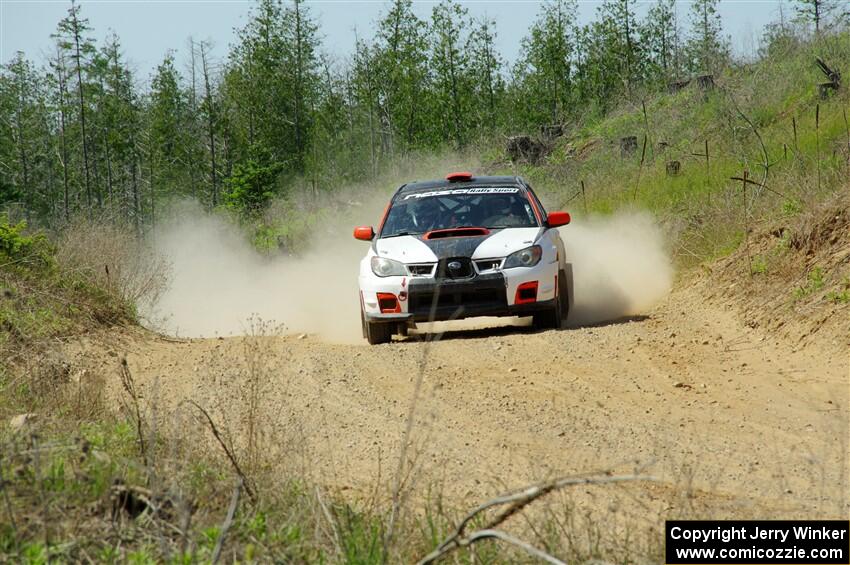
[404,314,650,343]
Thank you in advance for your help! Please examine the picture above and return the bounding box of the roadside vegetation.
[0,0,848,561]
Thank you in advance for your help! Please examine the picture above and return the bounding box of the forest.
[3,0,844,235]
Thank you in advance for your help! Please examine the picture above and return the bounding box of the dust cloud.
[562,212,673,325]
[145,199,672,342]
[144,200,377,343]
[144,152,480,342]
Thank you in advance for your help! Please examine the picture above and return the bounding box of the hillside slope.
[496,31,850,267]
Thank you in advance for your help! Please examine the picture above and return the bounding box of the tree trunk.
[70,6,92,213]
[189,37,198,200]
[200,42,218,207]
[55,51,71,222]
[131,157,140,235]
[13,87,31,211]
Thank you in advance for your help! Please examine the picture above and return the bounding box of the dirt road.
[71,277,848,522]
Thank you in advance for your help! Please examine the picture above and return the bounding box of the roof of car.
[397,175,524,195]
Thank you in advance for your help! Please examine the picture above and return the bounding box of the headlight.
[371,256,406,277]
[503,245,542,268]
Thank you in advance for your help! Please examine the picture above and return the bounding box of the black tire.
[532,297,561,330]
[533,268,568,330]
[364,316,393,345]
[558,267,570,321]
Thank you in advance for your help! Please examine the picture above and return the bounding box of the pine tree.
[351,37,380,174]
[1,53,57,220]
[2,54,35,213]
[641,0,681,86]
[794,0,839,34]
[283,0,320,171]
[597,0,640,95]
[149,53,186,198]
[514,0,577,126]
[685,0,729,74]
[53,0,97,212]
[198,41,219,207]
[429,0,472,147]
[467,17,504,131]
[373,0,430,151]
[47,44,73,221]
[226,0,287,164]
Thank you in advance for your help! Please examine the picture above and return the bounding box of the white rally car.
[353,172,573,344]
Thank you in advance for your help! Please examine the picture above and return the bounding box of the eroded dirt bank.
[67,278,849,523]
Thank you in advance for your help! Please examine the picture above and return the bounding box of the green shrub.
[826,277,850,303]
[0,216,53,267]
[224,157,285,215]
[793,266,826,299]
[751,255,768,275]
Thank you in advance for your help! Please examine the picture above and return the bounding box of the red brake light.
[445,171,473,182]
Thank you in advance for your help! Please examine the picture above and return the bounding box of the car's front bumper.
[359,259,559,324]
[364,298,558,323]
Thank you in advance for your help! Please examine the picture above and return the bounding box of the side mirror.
[547,211,571,228]
[353,226,375,241]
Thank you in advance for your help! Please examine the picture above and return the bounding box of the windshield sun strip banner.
[402,187,520,200]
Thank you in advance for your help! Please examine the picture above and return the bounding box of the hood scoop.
[424,227,490,240]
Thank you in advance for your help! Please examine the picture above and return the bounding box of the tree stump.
[507,136,548,164]
[507,136,531,161]
[696,75,715,91]
[620,136,638,157]
[666,161,681,176]
[668,79,690,93]
[815,57,841,86]
[818,82,839,100]
[540,124,564,139]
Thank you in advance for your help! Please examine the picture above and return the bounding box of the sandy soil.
[65,277,848,525]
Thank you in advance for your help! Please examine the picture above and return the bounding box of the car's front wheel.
[362,310,393,345]
[532,268,568,330]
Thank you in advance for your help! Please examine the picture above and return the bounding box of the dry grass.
[1,306,675,563]
[56,216,171,317]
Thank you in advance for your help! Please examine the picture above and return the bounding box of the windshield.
[380,188,538,237]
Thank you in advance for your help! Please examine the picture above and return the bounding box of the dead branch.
[729,176,788,199]
[183,400,256,503]
[384,297,464,555]
[723,88,770,195]
[119,359,148,467]
[417,472,655,565]
[632,134,648,201]
[448,529,565,565]
[0,452,18,549]
[315,486,344,559]
[211,478,242,564]
[815,57,841,85]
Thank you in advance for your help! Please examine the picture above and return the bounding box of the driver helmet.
[411,198,441,229]
[486,195,512,217]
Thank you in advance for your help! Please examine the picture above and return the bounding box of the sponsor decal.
[403,187,520,200]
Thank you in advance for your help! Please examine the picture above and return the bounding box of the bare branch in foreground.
[183,400,256,503]
[417,472,656,565]
[211,478,242,565]
[119,358,148,467]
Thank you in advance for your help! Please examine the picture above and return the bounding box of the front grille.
[436,257,474,279]
[407,272,508,321]
[409,286,504,316]
[407,263,435,277]
[475,259,502,272]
